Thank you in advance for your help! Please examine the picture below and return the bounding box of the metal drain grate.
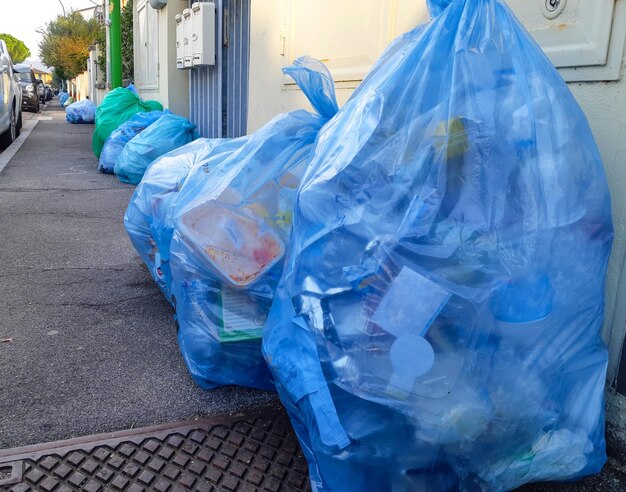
[62,131,92,135]
[0,407,310,492]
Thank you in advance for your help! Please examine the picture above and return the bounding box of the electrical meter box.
[182,8,193,69]
[175,14,184,69]
[191,2,216,66]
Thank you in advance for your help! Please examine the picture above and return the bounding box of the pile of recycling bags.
[92,86,163,158]
[98,110,168,174]
[65,99,96,124]
[89,85,198,185]
[124,138,222,299]
[58,92,69,106]
[120,0,613,489]
[114,114,198,184]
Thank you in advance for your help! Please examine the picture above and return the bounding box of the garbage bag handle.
[427,0,453,17]
[282,56,339,120]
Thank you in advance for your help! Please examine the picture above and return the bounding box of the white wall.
[134,0,189,117]
[247,0,626,383]
[571,78,626,383]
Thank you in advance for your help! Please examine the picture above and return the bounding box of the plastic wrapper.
[114,114,198,185]
[58,92,69,106]
[124,138,240,301]
[262,1,614,490]
[169,56,339,391]
[65,99,97,124]
[98,110,167,174]
[92,86,163,158]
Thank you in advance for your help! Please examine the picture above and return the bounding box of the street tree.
[0,33,31,63]
[39,12,100,80]
[96,0,134,81]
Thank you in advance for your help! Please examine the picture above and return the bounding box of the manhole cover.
[0,406,310,491]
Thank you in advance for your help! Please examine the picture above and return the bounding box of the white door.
[135,0,159,90]
[248,0,429,130]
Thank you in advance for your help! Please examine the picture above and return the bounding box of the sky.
[0,0,100,64]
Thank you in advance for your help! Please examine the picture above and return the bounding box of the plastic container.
[178,201,286,288]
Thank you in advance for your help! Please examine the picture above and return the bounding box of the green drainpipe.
[110,0,122,88]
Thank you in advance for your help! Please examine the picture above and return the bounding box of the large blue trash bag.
[262,1,614,490]
[65,99,96,124]
[124,138,246,302]
[169,56,339,391]
[114,114,198,185]
[58,92,69,106]
[98,110,167,174]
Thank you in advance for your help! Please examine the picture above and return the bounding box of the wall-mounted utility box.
[148,0,167,9]
[175,13,184,69]
[182,8,193,69]
[506,0,626,82]
[191,2,216,66]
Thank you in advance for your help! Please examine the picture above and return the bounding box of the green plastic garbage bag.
[92,87,163,158]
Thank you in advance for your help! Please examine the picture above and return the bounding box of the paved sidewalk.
[0,105,275,450]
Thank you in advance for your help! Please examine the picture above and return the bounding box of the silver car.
[0,39,23,149]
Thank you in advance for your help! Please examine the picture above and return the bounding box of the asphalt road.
[0,104,275,449]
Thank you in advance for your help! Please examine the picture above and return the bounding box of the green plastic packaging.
[92,87,163,158]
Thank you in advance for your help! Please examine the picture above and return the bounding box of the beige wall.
[247,1,430,132]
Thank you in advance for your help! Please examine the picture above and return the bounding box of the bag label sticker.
[372,266,451,338]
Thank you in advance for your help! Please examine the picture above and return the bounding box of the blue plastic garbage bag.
[169,56,339,391]
[65,99,97,124]
[124,138,243,302]
[126,83,139,96]
[262,1,614,491]
[98,110,167,174]
[58,92,69,106]
[114,114,198,185]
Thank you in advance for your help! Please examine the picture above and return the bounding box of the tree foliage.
[39,12,100,80]
[121,0,134,81]
[96,0,134,82]
[0,33,31,63]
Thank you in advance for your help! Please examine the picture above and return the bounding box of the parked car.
[0,39,22,148]
[14,64,39,113]
[44,84,52,101]
[36,79,45,104]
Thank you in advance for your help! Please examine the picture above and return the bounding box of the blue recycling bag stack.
[99,110,167,174]
[124,138,234,302]
[65,99,97,124]
[168,57,339,391]
[114,114,198,185]
[58,92,69,106]
[262,0,613,490]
